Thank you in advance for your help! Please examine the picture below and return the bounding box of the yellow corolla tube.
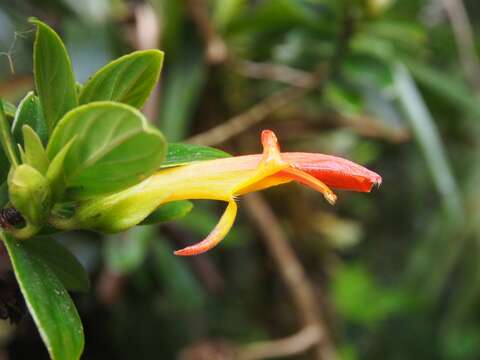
[59,130,381,256]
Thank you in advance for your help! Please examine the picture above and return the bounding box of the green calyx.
[8,164,52,238]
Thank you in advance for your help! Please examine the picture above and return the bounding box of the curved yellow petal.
[174,199,238,256]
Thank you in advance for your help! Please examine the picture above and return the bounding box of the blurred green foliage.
[1,0,480,359]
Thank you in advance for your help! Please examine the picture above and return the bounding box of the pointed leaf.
[140,200,193,225]
[20,236,90,292]
[18,145,26,163]
[0,101,11,184]
[47,102,167,199]
[0,100,19,167]
[2,232,84,360]
[393,63,462,219]
[46,138,76,202]
[79,50,164,108]
[161,143,230,168]
[405,59,480,118]
[12,92,48,145]
[22,125,49,174]
[30,18,78,134]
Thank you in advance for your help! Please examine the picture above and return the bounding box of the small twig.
[237,325,321,360]
[0,32,20,74]
[0,52,14,75]
[0,29,34,75]
[235,60,315,88]
[187,69,325,146]
[185,0,228,64]
[335,114,411,143]
[243,194,337,360]
[442,0,480,92]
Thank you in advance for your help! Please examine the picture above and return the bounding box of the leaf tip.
[27,16,39,24]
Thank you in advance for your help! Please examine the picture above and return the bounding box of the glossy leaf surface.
[20,236,90,292]
[21,125,49,174]
[12,92,48,145]
[79,50,164,108]
[161,143,230,168]
[30,19,78,134]
[47,102,167,198]
[2,232,84,360]
[140,200,193,225]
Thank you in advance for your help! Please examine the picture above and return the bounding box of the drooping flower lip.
[281,153,382,193]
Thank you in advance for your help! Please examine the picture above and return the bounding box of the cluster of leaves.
[0,18,228,360]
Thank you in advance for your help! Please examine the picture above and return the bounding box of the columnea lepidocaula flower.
[69,130,381,256]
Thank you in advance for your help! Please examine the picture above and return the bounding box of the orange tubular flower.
[159,130,380,256]
[70,130,381,256]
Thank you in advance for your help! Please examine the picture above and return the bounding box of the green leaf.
[228,0,319,34]
[30,18,78,134]
[213,0,246,29]
[332,264,410,326]
[365,20,426,51]
[0,139,10,186]
[46,138,76,202]
[12,92,48,145]
[392,63,462,220]
[0,100,19,167]
[79,50,164,108]
[405,59,480,118]
[47,102,167,199]
[2,232,84,360]
[103,226,154,274]
[161,143,230,168]
[20,236,90,292]
[21,125,49,174]
[0,181,8,208]
[140,200,193,225]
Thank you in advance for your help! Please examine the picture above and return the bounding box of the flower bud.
[8,164,51,228]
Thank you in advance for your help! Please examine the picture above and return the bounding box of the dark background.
[1,0,480,359]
